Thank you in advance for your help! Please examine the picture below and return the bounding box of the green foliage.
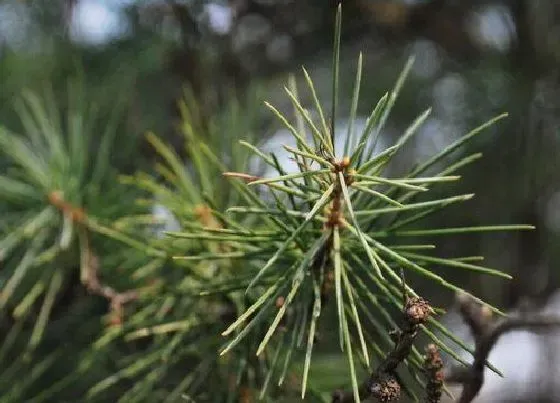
[0,5,534,403]
[98,86,283,402]
[0,81,155,401]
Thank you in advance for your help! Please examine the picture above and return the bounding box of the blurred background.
[1,0,560,401]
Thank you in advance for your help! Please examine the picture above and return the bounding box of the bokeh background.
[1,1,560,401]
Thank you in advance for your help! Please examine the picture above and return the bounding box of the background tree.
[1,0,560,401]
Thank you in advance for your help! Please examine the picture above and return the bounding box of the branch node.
[445,292,560,403]
[405,296,431,325]
[424,344,444,403]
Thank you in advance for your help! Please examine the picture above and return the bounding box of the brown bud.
[405,296,432,324]
[345,168,356,186]
[424,344,444,403]
[47,190,64,206]
[424,344,444,371]
[70,207,87,224]
[371,376,401,402]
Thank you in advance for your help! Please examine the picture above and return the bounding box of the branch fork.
[444,293,560,403]
[49,190,139,325]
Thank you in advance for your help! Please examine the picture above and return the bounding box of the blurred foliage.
[1,0,560,401]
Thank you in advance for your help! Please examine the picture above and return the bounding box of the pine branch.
[332,277,433,402]
[50,190,139,324]
[443,293,560,403]
[78,226,138,325]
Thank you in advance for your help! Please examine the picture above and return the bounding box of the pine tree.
[0,5,535,402]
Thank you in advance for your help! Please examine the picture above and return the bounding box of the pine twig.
[79,227,138,325]
[332,276,432,402]
[48,190,139,324]
[444,293,560,403]
[423,344,444,403]
[49,190,140,323]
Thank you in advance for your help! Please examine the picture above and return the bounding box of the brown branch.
[48,191,87,224]
[332,289,432,402]
[79,227,139,325]
[325,157,352,229]
[48,190,140,325]
[444,293,560,403]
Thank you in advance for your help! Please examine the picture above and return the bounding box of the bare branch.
[444,292,560,403]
